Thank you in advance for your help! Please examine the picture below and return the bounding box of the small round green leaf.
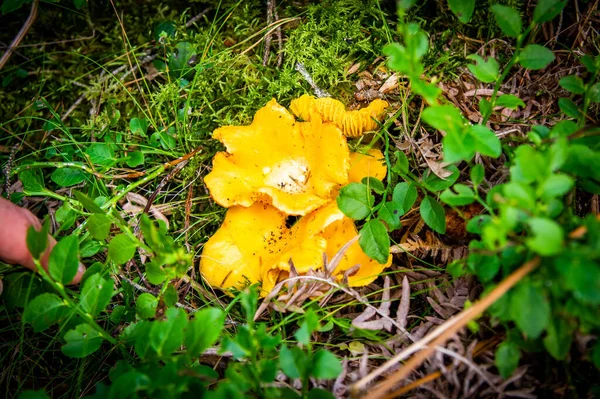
[558,98,580,118]
[559,75,585,94]
[23,293,67,332]
[509,280,550,339]
[311,350,342,379]
[519,45,555,70]
[51,168,87,187]
[358,220,390,264]
[87,213,112,241]
[495,340,521,379]
[526,217,564,256]
[447,0,474,23]
[48,235,79,285]
[420,196,446,234]
[337,183,374,220]
[61,323,104,358]
[136,293,158,319]
[491,5,522,38]
[108,234,137,265]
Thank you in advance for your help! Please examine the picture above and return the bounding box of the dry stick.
[185,8,211,28]
[0,0,39,71]
[350,257,541,399]
[273,5,283,67]
[263,0,274,66]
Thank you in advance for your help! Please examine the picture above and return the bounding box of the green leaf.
[361,177,385,194]
[443,131,476,163]
[467,55,500,83]
[153,21,176,40]
[185,308,225,357]
[422,105,466,133]
[48,235,79,285]
[358,220,390,264]
[440,184,475,206]
[80,274,114,317]
[311,350,342,379]
[447,0,474,23]
[62,323,104,358]
[556,254,600,305]
[397,0,416,11]
[136,293,158,319]
[17,390,50,399]
[337,183,374,220]
[129,118,148,137]
[543,317,573,360]
[539,174,574,200]
[469,125,502,158]
[495,340,521,379]
[73,0,86,10]
[592,341,600,370]
[589,83,600,103]
[377,201,403,231]
[2,0,32,14]
[125,151,145,167]
[85,144,114,166]
[168,42,196,77]
[162,283,178,307]
[479,98,492,118]
[510,280,550,339]
[108,234,137,265]
[533,0,568,23]
[558,98,580,118]
[87,213,112,241]
[392,150,409,174]
[23,293,67,332]
[470,164,485,186]
[519,45,555,70]
[559,75,585,94]
[73,190,104,213]
[526,218,564,256]
[51,168,87,187]
[26,220,50,260]
[392,182,417,211]
[295,309,320,345]
[308,389,335,399]
[491,5,522,38]
[150,307,188,356]
[495,94,525,109]
[279,346,305,379]
[420,196,446,234]
[422,165,460,191]
[19,169,45,192]
[510,145,545,183]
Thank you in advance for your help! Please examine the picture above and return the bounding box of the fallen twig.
[0,0,39,71]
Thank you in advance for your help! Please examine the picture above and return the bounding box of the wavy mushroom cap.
[199,203,289,291]
[204,99,350,216]
[261,202,392,294]
[290,94,389,137]
[348,148,387,183]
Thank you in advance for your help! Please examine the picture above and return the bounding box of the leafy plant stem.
[482,25,533,125]
[31,258,117,345]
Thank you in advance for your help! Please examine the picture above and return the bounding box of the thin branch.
[351,257,540,398]
[0,0,39,71]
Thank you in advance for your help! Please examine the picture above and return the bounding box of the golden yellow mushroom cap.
[261,202,392,295]
[348,148,387,183]
[290,94,389,137]
[199,203,289,291]
[204,99,350,216]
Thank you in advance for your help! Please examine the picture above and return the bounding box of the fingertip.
[68,262,86,285]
